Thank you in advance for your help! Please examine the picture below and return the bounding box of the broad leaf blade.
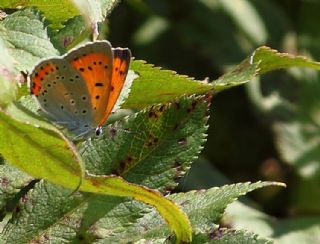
[192,229,272,244]
[0,110,83,189]
[0,0,80,30]
[124,60,213,109]
[0,95,205,242]
[92,181,284,242]
[0,163,33,212]
[81,95,211,192]
[0,8,59,72]
[213,46,320,92]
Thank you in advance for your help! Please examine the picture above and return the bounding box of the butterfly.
[29,41,131,137]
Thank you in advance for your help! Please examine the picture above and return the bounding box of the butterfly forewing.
[98,48,131,127]
[65,41,113,127]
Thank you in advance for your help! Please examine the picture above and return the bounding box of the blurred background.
[108,0,320,242]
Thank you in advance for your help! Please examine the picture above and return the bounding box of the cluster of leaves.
[110,0,320,243]
[0,0,319,243]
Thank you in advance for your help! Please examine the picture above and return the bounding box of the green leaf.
[0,0,80,30]
[213,46,320,93]
[81,95,211,192]
[253,46,320,74]
[124,60,213,109]
[192,229,272,244]
[0,95,207,242]
[0,110,84,189]
[0,8,59,72]
[93,181,284,242]
[0,163,33,212]
[50,15,89,52]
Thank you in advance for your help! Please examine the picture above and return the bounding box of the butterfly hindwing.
[30,58,95,134]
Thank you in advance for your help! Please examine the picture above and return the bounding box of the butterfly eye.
[95,127,102,136]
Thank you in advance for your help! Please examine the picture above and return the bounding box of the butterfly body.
[30,41,131,137]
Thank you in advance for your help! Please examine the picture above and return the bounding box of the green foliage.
[1,0,319,243]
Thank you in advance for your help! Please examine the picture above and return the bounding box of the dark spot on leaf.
[118,160,126,173]
[0,177,9,187]
[209,228,225,240]
[111,86,114,91]
[88,66,92,70]
[148,111,158,119]
[70,78,74,82]
[60,105,64,109]
[82,96,87,101]
[192,101,197,109]
[127,156,133,163]
[95,95,100,99]
[15,206,21,214]
[74,57,79,61]
[93,61,97,65]
[35,73,38,77]
[77,234,85,241]
[104,65,108,69]
[98,61,102,65]
[79,68,85,72]
[109,127,117,137]
[82,110,87,114]
[174,102,180,110]
[159,105,165,112]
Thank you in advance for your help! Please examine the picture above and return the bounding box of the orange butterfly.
[30,41,131,137]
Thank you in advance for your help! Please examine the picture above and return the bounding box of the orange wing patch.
[70,53,112,110]
[98,48,131,126]
[31,63,57,96]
